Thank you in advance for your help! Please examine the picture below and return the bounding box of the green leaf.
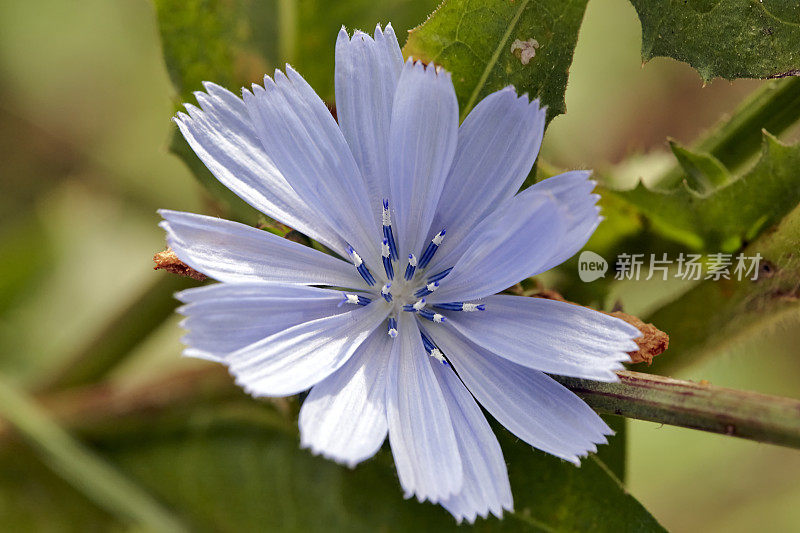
[595,415,627,482]
[403,0,589,121]
[610,132,800,252]
[167,129,262,223]
[629,0,800,82]
[0,400,663,531]
[652,78,800,191]
[155,0,440,103]
[668,140,731,195]
[554,79,800,306]
[648,201,800,374]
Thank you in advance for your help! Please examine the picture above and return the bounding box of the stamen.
[433,302,485,312]
[404,254,418,280]
[418,309,446,323]
[428,267,453,283]
[381,283,393,302]
[381,239,394,280]
[420,331,436,352]
[429,348,447,364]
[418,229,446,269]
[340,293,371,306]
[348,246,376,286]
[387,317,398,338]
[420,331,447,365]
[402,298,426,313]
[414,281,439,298]
[382,199,398,260]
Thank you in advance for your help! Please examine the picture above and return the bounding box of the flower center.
[340,199,485,362]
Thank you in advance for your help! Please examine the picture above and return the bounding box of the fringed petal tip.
[336,22,394,42]
[299,440,362,470]
[498,85,548,113]
[446,498,513,525]
[448,506,514,526]
[181,347,221,363]
[298,331,390,470]
[401,56,453,80]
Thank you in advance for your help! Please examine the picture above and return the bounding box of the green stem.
[656,77,800,188]
[554,370,800,449]
[37,274,197,392]
[0,376,187,532]
[10,367,800,450]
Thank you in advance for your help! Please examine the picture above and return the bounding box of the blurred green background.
[0,0,798,530]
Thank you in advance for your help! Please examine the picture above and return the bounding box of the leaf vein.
[459,0,531,121]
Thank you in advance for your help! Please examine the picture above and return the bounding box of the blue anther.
[382,199,398,260]
[382,256,394,280]
[433,302,485,312]
[420,331,447,365]
[381,239,394,280]
[381,283,393,303]
[428,267,453,283]
[347,245,376,286]
[404,254,418,281]
[387,317,398,338]
[418,309,446,323]
[402,298,425,313]
[414,281,439,298]
[357,264,376,286]
[420,331,436,353]
[340,293,372,307]
[418,229,445,269]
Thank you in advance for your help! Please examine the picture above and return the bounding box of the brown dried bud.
[153,248,207,281]
[532,290,669,365]
[607,311,669,365]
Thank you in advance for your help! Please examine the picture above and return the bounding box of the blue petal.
[299,327,391,467]
[424,323,612,464]
[335,24,403,221]
[227,304,389,397]
[530,170,601,272]
[174,83,347,256]
[159,210,364,288]
[388,60,459,260]
[431,361,513,523]
[386,313,463,502]
[427,189,566,303]
[243,67,381,266]
[175,283,348,361]
[446,295,640,381]
[427,87,546,272]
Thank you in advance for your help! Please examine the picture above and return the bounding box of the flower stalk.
[6,367,799,450]
[554,370,800,449]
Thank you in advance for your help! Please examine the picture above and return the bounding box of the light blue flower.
[160,23,641,523]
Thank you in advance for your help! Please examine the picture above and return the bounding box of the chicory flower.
[160,23,640,523]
